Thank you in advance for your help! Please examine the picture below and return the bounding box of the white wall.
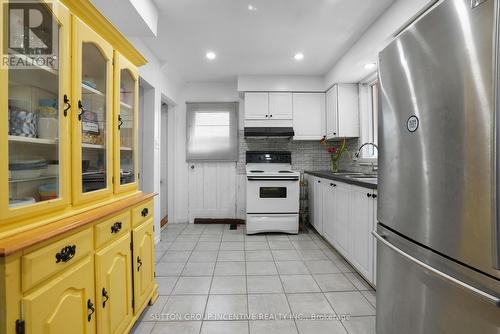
[324,0,431,87]
[238,75,324,92]
[171,81,240,223]
[128,37,181,241]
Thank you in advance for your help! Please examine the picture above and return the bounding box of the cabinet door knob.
[270,114,273,118]
[367,193,372,197]
[372,194,377,198]
[265,114,268,118]
[63,94,71,117]
[137,256,143,271]
[118,115,123,130]
[77,100,84,121]
[87,299,95,322]
[102,288,110,308]
[141,208,149,217]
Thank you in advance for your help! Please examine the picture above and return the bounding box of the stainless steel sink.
[351,177,378,182]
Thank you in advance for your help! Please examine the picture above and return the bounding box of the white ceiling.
[105,0,396,82]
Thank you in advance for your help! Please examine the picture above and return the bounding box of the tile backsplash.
[237,131,364,174]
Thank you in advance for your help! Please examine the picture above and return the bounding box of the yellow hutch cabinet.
[0,1,157,334]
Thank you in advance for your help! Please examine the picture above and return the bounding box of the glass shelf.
[80,42,108,194]
[118,68,136,187]
[7,1,62,209]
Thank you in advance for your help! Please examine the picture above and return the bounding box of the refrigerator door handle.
[373,231,500,307]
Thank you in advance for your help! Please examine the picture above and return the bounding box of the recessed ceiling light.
[248,4,258,11]
[206,51,216,60]
[364,63,376,70]
[294,53,304,61]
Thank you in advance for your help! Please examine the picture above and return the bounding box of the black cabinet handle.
[118,115,123,130]
[137,256,143,271]
[102,288,110,308]
[141,208,149,217]
[367,193,372,197]
[265,114,268,118]
[110,222,122,234]
[87,299,95,322]
[55,245,76,263]
[77,100,84,121]
[372,194,377,199]
[330,183,337,187]
[317,180,321,183]
[63,94,71,117]
[270,114,273,118]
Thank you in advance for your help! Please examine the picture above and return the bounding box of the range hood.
[244,127,294,139]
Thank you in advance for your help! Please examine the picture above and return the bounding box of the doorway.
[160,102,168,228]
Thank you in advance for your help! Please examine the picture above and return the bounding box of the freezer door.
[378,0,499,277]
[375,225,500,334]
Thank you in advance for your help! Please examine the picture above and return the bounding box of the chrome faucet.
[354,142,379,160]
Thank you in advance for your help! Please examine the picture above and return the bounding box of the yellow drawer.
[132,199,153,227]
[94,211,131,249]
[22,228,92,292]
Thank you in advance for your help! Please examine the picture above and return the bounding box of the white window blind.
[186,102,239,161]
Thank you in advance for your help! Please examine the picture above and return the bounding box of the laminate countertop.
[304,170,378,190]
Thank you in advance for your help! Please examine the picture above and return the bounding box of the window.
[186,102,238,161]
[359,75,379,160]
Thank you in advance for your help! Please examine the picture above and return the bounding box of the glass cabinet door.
[1,1,71,220]
[72,18,113,204]
[114,54,138,193]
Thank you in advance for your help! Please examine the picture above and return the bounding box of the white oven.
[245,151,300,234]
[246,176,300,214]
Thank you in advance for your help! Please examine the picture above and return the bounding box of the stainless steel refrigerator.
[376,0,500,333]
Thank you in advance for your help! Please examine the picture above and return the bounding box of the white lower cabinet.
[350,185,375,281]
[312,177,324,234]
[309,176,377,285]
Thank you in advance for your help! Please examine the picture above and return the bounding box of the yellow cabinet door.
[95,233,133,334]
[22,256,96,334]
[113,53,139,194]
[71,17,114,206]
[132,219,155,313]
[0,0,71,222]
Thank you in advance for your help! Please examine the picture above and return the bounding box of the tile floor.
[131,223,376,334]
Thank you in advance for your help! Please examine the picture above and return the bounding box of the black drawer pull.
[141,208,149,217]
[55,245,76,263]
[110,222,122,234]
[367,193,372,197]
[137,256,143,271]
[102,288,110,308]
[372,194,377,199]
[87,299,95,322]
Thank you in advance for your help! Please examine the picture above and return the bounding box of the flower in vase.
[327,147,338,154]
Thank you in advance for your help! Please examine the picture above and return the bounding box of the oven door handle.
[247,177,299,181]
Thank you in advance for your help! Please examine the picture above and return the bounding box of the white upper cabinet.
[326,84,359,139]
[326,86,338,138]
[269,93,293,120]
[292,93,326,140]
[244,92,269,120]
